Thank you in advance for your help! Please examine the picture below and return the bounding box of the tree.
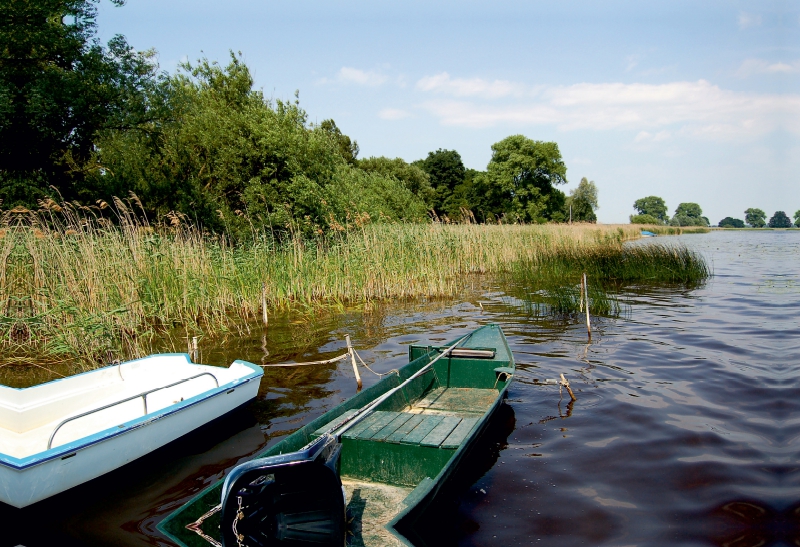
[718,217,745,228]
[671,202,708,226]
[768,211,792,228]
[632,196,668,223]
[744,208,767,228]
[319,119,359,166]
[414,149,466,214]
[471,135,567,223]
[794,210,800,228]
[0,0,163,205]
[566,177,598,222]
[358,156,434,206]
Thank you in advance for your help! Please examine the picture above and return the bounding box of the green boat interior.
[311,329,514,489]
[158,325,514,547]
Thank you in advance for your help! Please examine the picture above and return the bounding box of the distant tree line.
[0,0,600,237]
[721,209,796,228]
[631,199,798,229]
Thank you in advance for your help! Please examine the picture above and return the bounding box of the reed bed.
[0,203,708,368]
[510,241,710,318]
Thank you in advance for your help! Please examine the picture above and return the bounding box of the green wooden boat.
[158,324,515,547]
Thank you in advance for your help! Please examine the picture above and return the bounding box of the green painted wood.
[340,438,455,487]
[385,414,425,443]
[441,417,480,449]
[371,412,415,441]
[354,411,403,440]
[312,408,358,437]
[494,367,515,375]
[343,411,387,439]
[400,415,443,445]
[420,416,462,448]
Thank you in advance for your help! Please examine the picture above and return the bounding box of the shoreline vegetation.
[1,204,709,371]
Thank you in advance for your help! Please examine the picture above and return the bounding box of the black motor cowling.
[220,434,345,547]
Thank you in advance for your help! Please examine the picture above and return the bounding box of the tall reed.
[0,202,707,368]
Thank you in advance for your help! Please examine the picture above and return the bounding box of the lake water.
[2,230,798,547]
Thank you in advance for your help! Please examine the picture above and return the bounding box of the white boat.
[0,354,263,508]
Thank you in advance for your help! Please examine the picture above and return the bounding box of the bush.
[630,214,662,225]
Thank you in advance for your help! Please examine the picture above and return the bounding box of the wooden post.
[191,336,199,362]
[579,276,584,313]
[583,273,591,341]
[560,373,577,401]
[261,283,268,327]
[346,334,362,390]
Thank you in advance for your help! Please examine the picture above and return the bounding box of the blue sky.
[97,0,799,224]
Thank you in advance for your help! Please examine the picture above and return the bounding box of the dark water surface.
[2,230,798,547]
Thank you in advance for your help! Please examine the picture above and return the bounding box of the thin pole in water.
[191,336,199,362]
[583,273,591,341]
[346,334,362,390]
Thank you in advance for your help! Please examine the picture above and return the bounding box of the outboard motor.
[220,434,345,547]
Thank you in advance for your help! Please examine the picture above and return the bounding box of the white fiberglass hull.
[0,356,263,508]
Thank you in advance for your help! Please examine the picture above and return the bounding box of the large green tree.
[632,196,668,223]
[793,210,800,228]
[670,202,708,226]
[89,55,426,236]
[319,119,358,166]
[744,208,767,228]
[768,211,792,228]
[0,0,163,205]
[566,177,598,222]
[414,149,466,215]
[472,135,567,223]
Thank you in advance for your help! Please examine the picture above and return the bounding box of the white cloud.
[319,67,387,86]
[736,58,800,77]
[378,108,411,120]
[416,72,525,99]
[738,12,762,29]
[415,77,800,141]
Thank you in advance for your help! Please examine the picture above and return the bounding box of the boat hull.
[160,324,514,547]
[0,362,262,509]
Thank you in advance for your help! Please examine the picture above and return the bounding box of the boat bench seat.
[341,411,479,450]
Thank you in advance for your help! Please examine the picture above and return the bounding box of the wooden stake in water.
[560,373,577,401]
[261,282,268,327]
[191,336,199,362]
[583,273,591,341]
[346,334,362,390]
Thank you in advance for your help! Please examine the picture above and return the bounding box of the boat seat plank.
[420,416,462,448]
[342,411,386,439]
[347,412,401,441]
[370,412,416,442]
[400,415,443,445]
[412,388,498,415]
[385,415,425,443]
[441,417,480,449]
[313,409,359,437]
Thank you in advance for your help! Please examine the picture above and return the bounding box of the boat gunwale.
[0,359,264,470]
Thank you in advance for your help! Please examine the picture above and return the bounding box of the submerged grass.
[0,202,710,369]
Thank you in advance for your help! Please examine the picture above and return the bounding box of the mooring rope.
[259,353,349,367]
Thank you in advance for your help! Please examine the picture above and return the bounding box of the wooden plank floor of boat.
[343,479,412,547]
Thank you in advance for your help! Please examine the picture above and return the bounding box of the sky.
[96,0,799,224]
